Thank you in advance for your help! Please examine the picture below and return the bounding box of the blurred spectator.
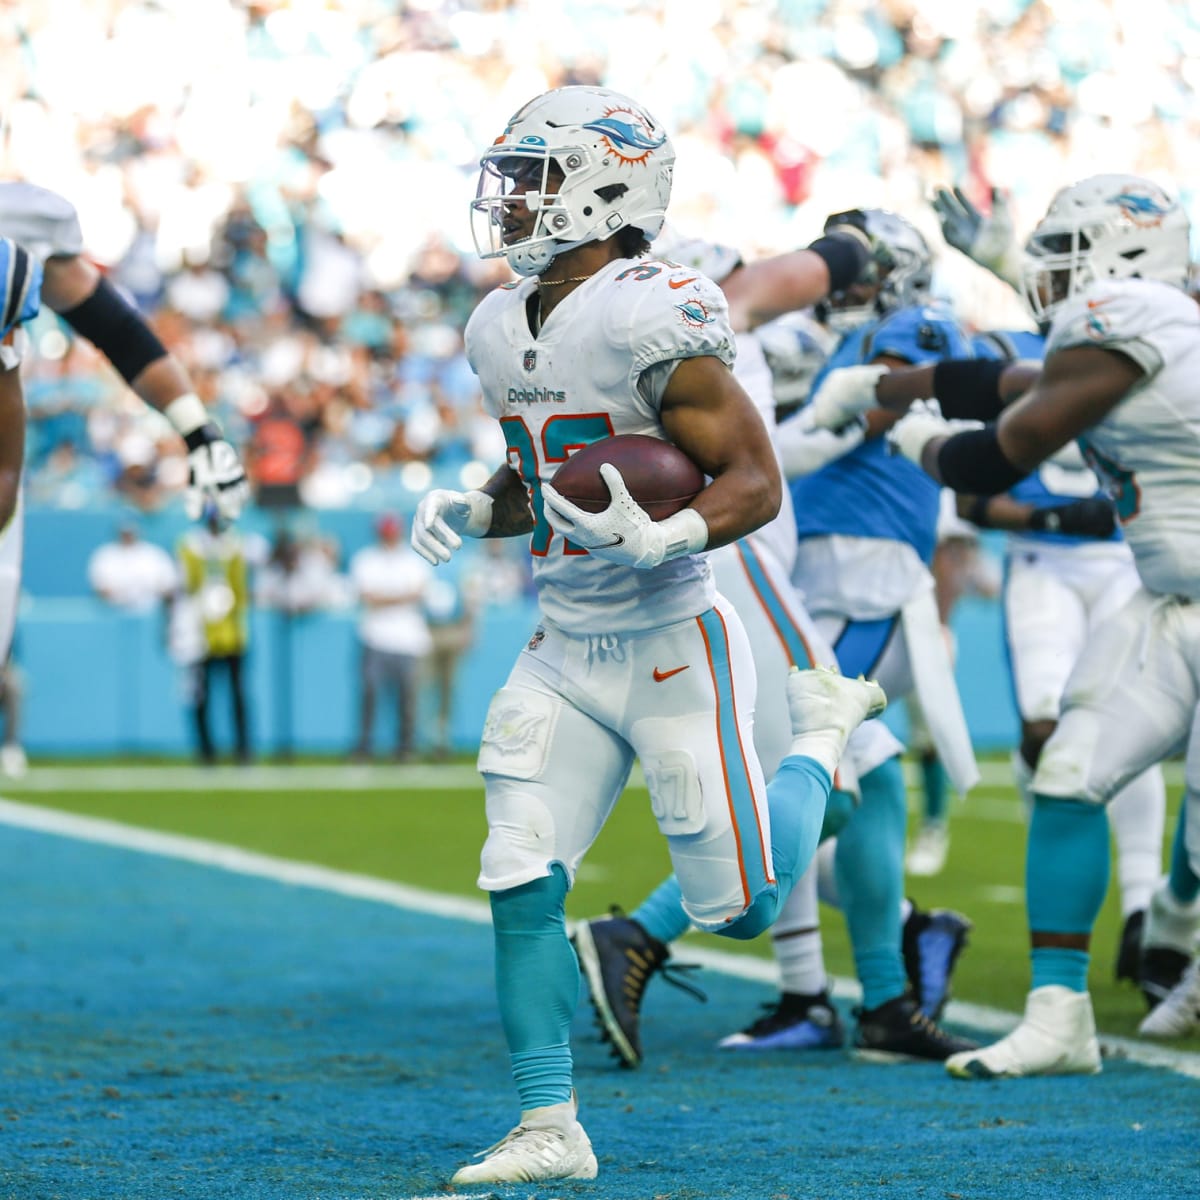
[349,512,433,763]
[423,574,476,761]
[244,389,317,510]
[256,527,350,614]
[177,505,252,766]
[88,521,177,612]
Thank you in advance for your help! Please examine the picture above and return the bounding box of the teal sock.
[1027,795,1109,934]
[631,875,690,945]
[491,866,576,1111]
[719,755,831,941]
[920,752,949,824]
[1031,947,1090,993]
[1168,800,1200,903]
[836,757,908,1010]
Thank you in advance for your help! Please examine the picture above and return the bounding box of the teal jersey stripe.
[696,606,772,899]
[735,541,818,668]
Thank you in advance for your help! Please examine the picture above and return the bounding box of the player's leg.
[1108,767,1167,982]
[228,652,251,765]
[822,614,977,1062]
[354,644,378,759]
[947,590,1198,1079]
[453,634,633,1184]
[0,492,23,671]
[575,546,863,1064]
[906,692,951,876]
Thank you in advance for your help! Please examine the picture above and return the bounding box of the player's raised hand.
[411,488,494,565]
[931,185,1021,288]
[544,464,706,570]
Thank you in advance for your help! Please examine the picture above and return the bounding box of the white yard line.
[1,796,1197,1081]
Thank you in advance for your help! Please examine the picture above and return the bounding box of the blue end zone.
[3,824,1197,1199]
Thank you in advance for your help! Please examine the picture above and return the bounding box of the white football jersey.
[733,330,798,574]
[466,256,734,633]
[0,182,84,261]
[1046,278,1200,599]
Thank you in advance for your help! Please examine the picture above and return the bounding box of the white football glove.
[930,185,1023,290]
[777,403,866,479]
[165,393,250,522]
[542,463,708,570]
[411,488,494,565]
[807,364,888,432]
[886,400,983,467]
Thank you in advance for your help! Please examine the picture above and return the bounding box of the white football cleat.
[945,985,1101,1079]
[0,743,27,778]
[906,822,949,877]
[451,1094,598,1184]
[1138,959,1200,1038]
[785,666,887,777]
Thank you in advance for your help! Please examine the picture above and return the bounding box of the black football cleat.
[852,992,980,1063]
[903,902,972,1021]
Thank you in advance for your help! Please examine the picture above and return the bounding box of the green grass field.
[5,758,1194,1052]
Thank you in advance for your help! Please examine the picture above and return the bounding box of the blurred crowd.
[5,0,1200,515]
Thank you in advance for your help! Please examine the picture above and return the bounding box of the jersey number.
[1080,440,1140,522]
[501,413,615,555]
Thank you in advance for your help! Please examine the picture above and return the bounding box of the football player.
[0,184,249,670]
[410,86,885,1184]
[572,226,972,1066]
[0,236,42,663]
[811,173,1200,1070]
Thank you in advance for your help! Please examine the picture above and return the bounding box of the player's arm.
[899,346,1144,493]
[807,355,1041,431]
[40,254,249,520]
[722,229,871,333]
[659,354,780,548]
[956,492,1118,539]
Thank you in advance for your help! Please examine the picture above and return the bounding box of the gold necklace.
[537,272,596,287]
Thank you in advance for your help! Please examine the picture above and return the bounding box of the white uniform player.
[875,174,1200,1074]
[410,86,884,1184]
[0,182,248,667]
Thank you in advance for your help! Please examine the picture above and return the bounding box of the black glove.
[1028,498,1117,539]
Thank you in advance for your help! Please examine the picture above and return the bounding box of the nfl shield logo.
[523,348,537,371]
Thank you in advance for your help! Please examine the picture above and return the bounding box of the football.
[550,434,705,520]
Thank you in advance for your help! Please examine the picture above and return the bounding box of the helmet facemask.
[470,86,675,278]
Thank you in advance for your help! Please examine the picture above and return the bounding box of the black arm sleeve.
[58,276,167,385]
[935,424,1029,495]
[932,359,1007,421]
[805,230,871,294]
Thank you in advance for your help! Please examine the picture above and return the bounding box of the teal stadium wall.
[19,509,1017,757]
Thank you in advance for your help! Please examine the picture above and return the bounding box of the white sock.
[771,865,827,994]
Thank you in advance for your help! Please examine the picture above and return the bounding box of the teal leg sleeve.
[920,752,949,823]
[835,756,908,1010]
[631,875,690,945]
[1168,799,1200,903]
[819,787,857,843]
[491,865,576,1111]
[1027,795,1109,993]
[719,755,831,941]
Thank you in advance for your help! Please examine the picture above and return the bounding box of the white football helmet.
[470,86,675,277]
[818,208,932,333]
[1022,173,1190,324]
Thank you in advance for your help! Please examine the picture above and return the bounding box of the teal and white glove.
[542,464,708,569]
[807,364,888,432]
[886,400,983,467]
[412,488,494,565]
[931,185,1023,290]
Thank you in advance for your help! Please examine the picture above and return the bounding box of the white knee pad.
[478,775,565,892]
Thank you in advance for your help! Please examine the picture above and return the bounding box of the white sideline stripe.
[2,798,1198,1082]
